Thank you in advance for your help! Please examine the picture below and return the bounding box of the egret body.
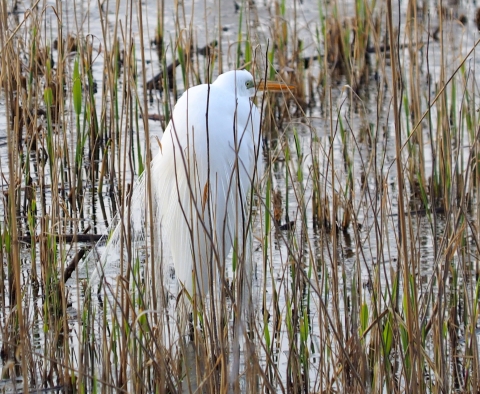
[150,70,289,303]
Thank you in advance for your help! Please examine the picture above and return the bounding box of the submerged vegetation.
[0,0,479,392]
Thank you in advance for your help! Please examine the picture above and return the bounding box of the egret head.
[212,69,256,97]
[213,69,294,98]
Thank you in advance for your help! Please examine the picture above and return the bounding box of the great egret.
[149,69,291,305]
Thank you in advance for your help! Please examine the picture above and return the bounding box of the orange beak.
[257,80,295,92]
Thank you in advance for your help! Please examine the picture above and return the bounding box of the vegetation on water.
[0,0,479,392]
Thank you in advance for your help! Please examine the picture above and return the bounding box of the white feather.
[151,69,262,298]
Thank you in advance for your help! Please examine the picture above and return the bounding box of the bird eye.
[245,80,254,89]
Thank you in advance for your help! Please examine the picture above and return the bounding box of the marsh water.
[0,0,480,392]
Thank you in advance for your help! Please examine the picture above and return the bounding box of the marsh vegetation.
[0,0,479,392]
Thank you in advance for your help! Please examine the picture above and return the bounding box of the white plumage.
[151,70,262,299]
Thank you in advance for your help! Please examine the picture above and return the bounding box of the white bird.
[91,69,291,316]
[82,70,292,389]
[149,69,290,304]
